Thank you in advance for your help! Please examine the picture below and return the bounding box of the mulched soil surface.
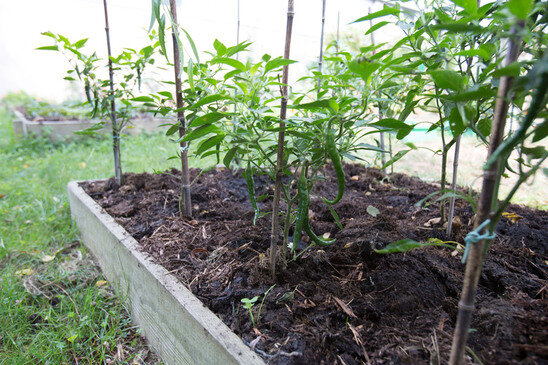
[82,164,547,364]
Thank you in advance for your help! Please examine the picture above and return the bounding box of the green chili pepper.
[304,220,336,247]
[244,161,259,225]
[84,82,92,105]
[292,166,309,252]
[293,164,336,251]
[324,127,345,205]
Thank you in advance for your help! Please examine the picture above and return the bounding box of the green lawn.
[0,106,186,364]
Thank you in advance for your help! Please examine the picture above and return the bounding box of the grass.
[0,105,193,364]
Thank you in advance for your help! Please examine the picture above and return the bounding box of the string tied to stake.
[462,219,496,264]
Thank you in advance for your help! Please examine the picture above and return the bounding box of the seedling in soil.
[241,284,275,328]
[240,296,259,327]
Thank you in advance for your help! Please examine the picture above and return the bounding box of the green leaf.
[326,204,344,230]
[371,118,409,130]
[522,146,547,161]
[158,91,173,99]
[224,69,242,81]
[196,134,225,155]
[41,31,56,38]
[223,146,238,168]
[74,38,88,48]
[187,57,195,93]
[353,4,400,23]
[449,0,477,14]
[189,94,225,110]
[429,70,464,91]
[213,39,227,56]
[441,86,496,102]
[448,107,466,137]
[532,120,548,143]
[165,123,180,136]
[430,23,485,33]
[226,41,252,58]
[374,239,423,254]
[381,149,410,169]
[290,99,332,110]
[375,238,458,254]
[454,48,491,60]
[149,0,161,32]
[366,205,380,217]
[131,96,155,102]
[364,21,390,36]
[182,124,220,142]
[477,118,492,138]
[211,57,246,71]
[348,60,380,82]
[36,45,59,51]
[264,58,297,73]
[190,111,225,127]
[181,28,200,64]
[507,0,534,19]
[492,62,522,78]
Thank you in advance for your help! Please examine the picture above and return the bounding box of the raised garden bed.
[67,180,264,365]
[12,109,166,141]
[71,164,547,364]
[12,109,95,142]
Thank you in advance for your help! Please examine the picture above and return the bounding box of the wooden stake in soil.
[336,11,340,53]
[446,135,461,236]
[102,0,123,185]
[449,22,524,365]
[269,0,295,278]
[317,0,326,90]
[169,0,192,217]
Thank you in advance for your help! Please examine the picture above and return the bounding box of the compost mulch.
[82,164,547,364]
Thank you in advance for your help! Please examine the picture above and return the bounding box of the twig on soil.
[349,323,371,364]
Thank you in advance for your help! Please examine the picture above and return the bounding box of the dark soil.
[82,164,547,364]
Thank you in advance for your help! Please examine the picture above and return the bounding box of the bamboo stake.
[169,0,192,217]
[232,0,241,164]
[269,0,295,278]
[336,11,340,53]
[368,6,386,171]
[449,21,524,365]
[236,0,240,47]
[317,0,326,90]
[446,134,461,236]
[102,0,123,185]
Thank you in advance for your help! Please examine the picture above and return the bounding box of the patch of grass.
[0,104,213,363]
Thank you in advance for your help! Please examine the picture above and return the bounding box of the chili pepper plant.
[352,0,545,236]
[38,28,158,184]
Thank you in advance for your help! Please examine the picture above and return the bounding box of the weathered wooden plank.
[68,181,264,365]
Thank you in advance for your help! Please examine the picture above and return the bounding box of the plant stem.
[169,0,192,217]
[449,21,524,365]
[102,0,123,185]
[388,132,393,174]
[269,0,294,278]
[280,198,295,269]
[446,135,461,236]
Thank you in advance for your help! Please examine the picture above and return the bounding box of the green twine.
[462,219,496,264]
